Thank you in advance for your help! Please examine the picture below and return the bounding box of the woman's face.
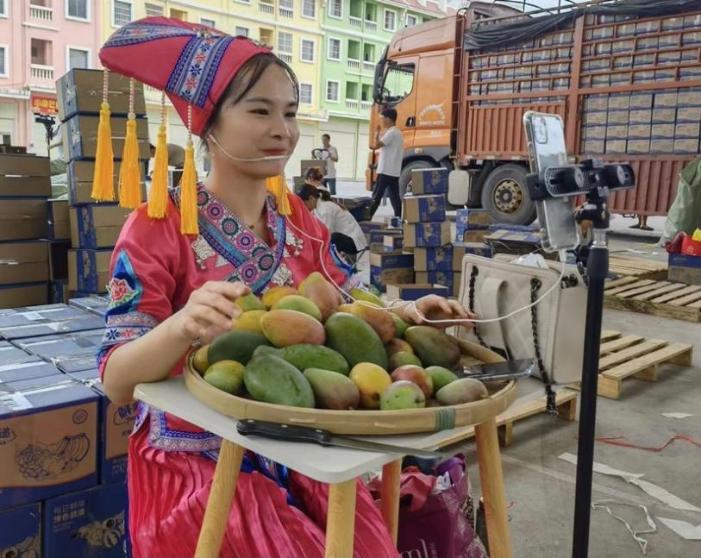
[208,63,300,178]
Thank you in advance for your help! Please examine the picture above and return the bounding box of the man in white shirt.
[317,133,339,195]
[369,108,403,218]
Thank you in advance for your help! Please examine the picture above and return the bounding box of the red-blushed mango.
[386,338,414,356]
[349,302,396,343]
[349,363,392,409]
[298,272,343,321]
[272,295,322,321]
[260,309,325,347]
[232,310,267,334]
[262,286,298,308]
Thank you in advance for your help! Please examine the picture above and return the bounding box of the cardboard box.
[403,222,451,248]
[627,140,651,153]
[462,229,490,243]
[584,96,607,111]
[370,267,414,292]
[0,360,63,384]
[485,229,544,256]
[0,374,98,507]
[0,154,50,177]
[368,227,402,246]
[369,251,415,270]
[675,122,701,138]
[0,199,49,241]
[605,125,628,139]
[68,249,112,293]
[383,235,403,251]
[62,114,150,161]
[607,94,629,110]
[677,106,701,122]
[415,271,453,293]
[0,342,42,367]
[57,67,146,121]
[0,303,88,327]
[43,482,128,558]
[0,175,52,198]
[0,284,48,309]
[48,200,70,240]
[605,139,627,154]
[55,355,99,374]
[452,242,493,270]
[50,280,69,304]
[606,110,628,125]
[403,195,446,223]
[654,92,678,107]
[456,208,492,229]
[67,160,129,205]
[668,253,701,285]
[0,314,104,341]
[584,111,607,125]
[652,108,676,123]
[414,246,453,272]
[410,168,449,195]
[70,205,129,249]
[0,502,42,557]
[628,109,652,124]
[16,329,105,361]
[650,138,674,152]
[627,124,651,138]
[674,139,700,153]
[69,370,136,484]
[0,241,49,284]
[677,89,701,106]
[69,295,109,317]
[385,283,449,301]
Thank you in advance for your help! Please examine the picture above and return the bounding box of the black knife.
[236,419,441,459]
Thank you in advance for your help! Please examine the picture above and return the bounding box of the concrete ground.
[335,181,700,557]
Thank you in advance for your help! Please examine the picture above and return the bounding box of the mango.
[203,360,245,395]
[252,345,281,359]
[391,365,433,398]
[405,326,461,369]
[298,272,342,321]
[386,338,414,356]
[350,288,385,307]
[232,310,267,334]
[260,309,325,347]
[325,313,388,369]
[272,295,322,321]
[261,286,298,308]
[208,330,271,365]
[380,381,426,410]
[244,354,315,408]
[389,351,422,370]
[436,378,488,406]
[303,368,359,410]
[279,344,350,375]
[349,363,392,409]
[426,366,459,393]
[391,313,410,338]
[349,302,395,343]
[193,345,210,373]
[337,303,355,313]
[234,293,266,312]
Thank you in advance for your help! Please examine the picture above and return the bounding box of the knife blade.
[236,419,441,459]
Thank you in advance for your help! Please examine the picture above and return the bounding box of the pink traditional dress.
[97,187,397,558]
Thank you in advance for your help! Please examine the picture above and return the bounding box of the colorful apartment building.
[0,0,102,154]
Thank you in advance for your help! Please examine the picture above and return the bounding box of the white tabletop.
[135,377,479,484]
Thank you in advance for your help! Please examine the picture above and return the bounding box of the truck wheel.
[399,160,438,198]
[481,164,536,225]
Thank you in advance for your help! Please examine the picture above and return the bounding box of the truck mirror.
[448,170,470,206]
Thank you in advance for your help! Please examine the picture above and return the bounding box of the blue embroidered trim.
[166,34,234,108]
[107,250,144,316]
[147,409,221,452]
[104,22,198,48]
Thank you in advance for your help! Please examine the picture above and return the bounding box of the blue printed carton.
[415,271,454,293]
[386,283,450,301]
[0,342,42,367]
[410,168,449,195]
[68,249,112,294]
[0,502,42,557]
[69,295,110,317]
[69,205,130,249]
[43,482,128,558]
[413,246,453,272]
[456,209,492,240]
[0,360,63,384]
[403,222,451,248]
[451,242,493,270]
[403,195,446,223]
[16,329,105,361]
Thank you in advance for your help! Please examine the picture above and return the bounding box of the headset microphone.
[209,134,289,162]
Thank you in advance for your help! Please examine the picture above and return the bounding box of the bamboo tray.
[183,337,517,436]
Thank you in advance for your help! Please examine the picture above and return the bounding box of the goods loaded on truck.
[368,0,701,224]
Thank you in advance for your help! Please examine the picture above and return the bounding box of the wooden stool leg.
[195,440,245,558]
[325,479,357,558]
[474,417,513,558]
[380,459,402,544]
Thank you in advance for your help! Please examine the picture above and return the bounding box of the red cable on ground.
[592,434,701,452]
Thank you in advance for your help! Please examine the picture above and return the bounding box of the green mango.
[324,313,388,369]
[279,344,350,375]
[405,326,461,369]
[244,355,315,408]
[208,330,272,365]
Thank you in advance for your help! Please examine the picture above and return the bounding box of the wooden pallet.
[608,254,668,280]
[604,277,701,322]
[441,388,578,447]
[591,330,694,399]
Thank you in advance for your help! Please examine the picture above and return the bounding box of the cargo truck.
[369,0,701,224]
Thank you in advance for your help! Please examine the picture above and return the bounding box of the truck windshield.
[373,49,415,106]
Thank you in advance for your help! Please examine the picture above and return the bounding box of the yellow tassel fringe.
[266,175,292,216]
[118,116,142,209]
[180,140,198,235]
[91,101,115,201]
[148,124,169,218]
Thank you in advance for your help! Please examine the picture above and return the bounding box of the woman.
[98,18,470,558]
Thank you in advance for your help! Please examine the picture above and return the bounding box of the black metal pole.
[572,231,608,558]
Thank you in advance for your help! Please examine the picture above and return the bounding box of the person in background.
[369,108,403,218]
[317,133,338,195]
[631,214,652,231]
[297,182,322,213]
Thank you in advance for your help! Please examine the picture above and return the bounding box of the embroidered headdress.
[91,17,291,235]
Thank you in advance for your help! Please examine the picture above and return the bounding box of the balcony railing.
[361,101,373,111]
[259,3,274,15]
[345,100,359,111]
[350,16,362,28]
[29,5,53,22]
[347,59,360,70]
[31,64,54,81]
[279,7,293,17]
[278,53,292,63]
[365,20,377,32]
[363,61,375,72]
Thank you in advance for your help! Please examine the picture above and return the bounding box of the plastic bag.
[369,455,488,558]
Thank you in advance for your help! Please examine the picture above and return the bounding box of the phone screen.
[524,112,579,252]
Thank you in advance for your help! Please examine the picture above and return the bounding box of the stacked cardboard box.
[57,69,148,298]
[0,153,52,308]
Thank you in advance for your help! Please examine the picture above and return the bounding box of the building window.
[68,47,90,70]
[384,9,396,31]
[365,3,377,22]
[144,3,163,16]
[279,0,293,16]
[301,39,315,62]
[329,0,342,19]
[235,26,249,37]
[170,8,187,20]
[0,0,6,18]
[201,17,216,28]
[302,0,315,18]
[300,83,313,105]
[112,0,132,26]
[66,0,89,21]
[277,32,293,55]
[31,39,51,66]
[326,81,339,102]
[327,38,341,61]
[346,81,358,100]
[406,14,418,26]
[0,46,7,77]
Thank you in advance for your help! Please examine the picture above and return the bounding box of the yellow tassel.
[266,175,292,216]
[117,116,142,209]
[148,123,169,218]
[179,140,198,235]
[91,101,115,201]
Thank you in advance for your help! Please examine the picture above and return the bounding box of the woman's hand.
[168,281,250,345]
[399,295,475,329]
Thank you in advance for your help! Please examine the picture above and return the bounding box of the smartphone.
[523,112,579,253]
[463,358,536,382]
